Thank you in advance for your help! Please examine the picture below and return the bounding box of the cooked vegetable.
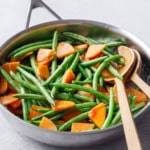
[36,48,55,66]
[56,42,76,59]
[2,62,20,74]
[39,117,57,131]
[85,44,105,60]
[74,44,88,50]
[0,93,20,106]
[51,30,58,74]
[51,100,75,111]
[71,123,94,132]
[0,30,147,133]
[29,105,49,120]
[0,74,8,95]
[88,103,106,128]
[37,64,50,79]
[126,87,147,104]
[62,69,75,83]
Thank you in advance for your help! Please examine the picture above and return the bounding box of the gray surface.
[0,0,150,149]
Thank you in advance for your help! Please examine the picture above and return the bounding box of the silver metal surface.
[0,0,150,149]
[26,0,62,28]
[0,19,150,148]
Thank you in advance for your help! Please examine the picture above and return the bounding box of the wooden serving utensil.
[131,49,150,98]
[104,46,142,150]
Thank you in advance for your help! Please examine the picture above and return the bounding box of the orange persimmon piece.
[9,99,21,109]
[0,74,8,95]
[62,69,75,83]
[56,42,76,59]
[8,83,18,93]
[37,48,55,66]
[51,100,75,111]
[74,44,88,50]
[39,117,57,131]
[85,44,105,59]
[77,84,95,101]
[8,105,23,115]
[29,105,49,120]
[126,87,147,104]
[10,52,33,62]
[0,93,19,106]
[54,120,65,125]
[88,102,106,128]
[62,110,82,122]
[71,123,94,132]
[37,64,50,79]
[2,62,20,74]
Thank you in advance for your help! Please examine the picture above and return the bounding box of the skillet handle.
[26,0,62,29]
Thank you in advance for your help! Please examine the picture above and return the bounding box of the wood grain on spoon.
[104,46,142,150]
[131,49,150,98]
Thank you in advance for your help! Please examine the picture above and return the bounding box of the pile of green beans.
[0,30,146,132]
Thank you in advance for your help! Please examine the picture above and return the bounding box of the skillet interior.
[0,19,150,147]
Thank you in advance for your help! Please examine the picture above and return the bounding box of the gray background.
[0,0,150,149]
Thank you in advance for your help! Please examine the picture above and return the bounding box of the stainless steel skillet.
[0,0,150,148]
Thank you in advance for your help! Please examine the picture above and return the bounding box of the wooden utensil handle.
[115,78,142,150]
[131,73,150,98]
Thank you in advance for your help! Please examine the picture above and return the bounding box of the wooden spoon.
[131,49,150,97]
[104,46,142,150]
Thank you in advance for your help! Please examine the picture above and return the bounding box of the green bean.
[107,64,123,80]
[75,72,82,81]
[103,47,125,65]
[20,85,29,121]
[79,108,92,113]
[51,109,74,121]
[51,30,58,74]
[75,102,97,109]
[0,67,20,92]
[14,93,46,100]
[43,54,75,86]
[20,64,34,73]
[30,54,43,82]
[55,93,81,104]
[89,66,97,72]
[50,83,109,102]
[17,66,55,105]
[13,43,52,59]
[59,112,89,131]
[37,100,50,108]
[72,80,92,85]
[32,110,59,121]
[76,49,87,54]
[93,55,122,91]
[128,93,137,107]
[111,102,145,126]
[31,120,40,126]
[78,64,88,78]
[70,52,80,71]
[17,72,31,121]
[85,68,92,79]
[102,87,114,128]
[104,47,115,55]
[63,32,97,44]
[99,76,104,87]
[7,40,52,58]
[80,56,108,67]
[51,77,61,98]
[106,104,119,112]
[105,41,126,47]
[35,108,50,113]
[10,71,41,93]
[73,94,93,102]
